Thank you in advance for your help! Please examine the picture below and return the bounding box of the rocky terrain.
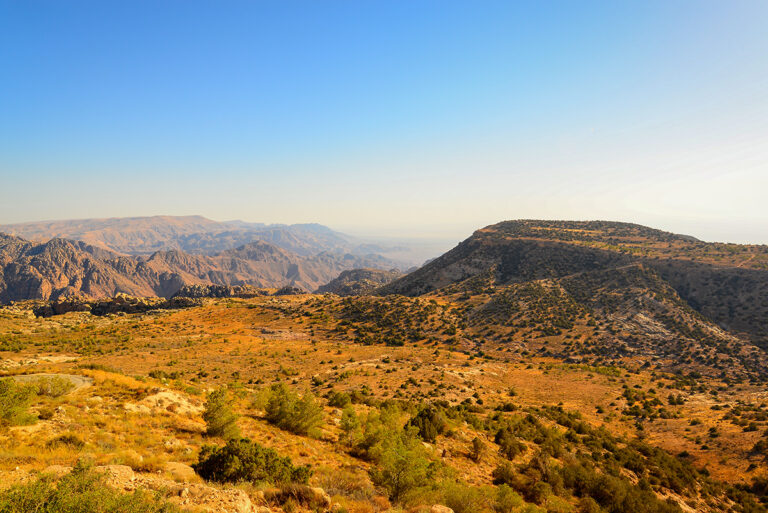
[0,233,398,302]
[31,293,204,318]
[315,268,403,296]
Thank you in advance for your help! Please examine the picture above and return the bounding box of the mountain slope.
[0,233,396,302]
[376,220,768,378]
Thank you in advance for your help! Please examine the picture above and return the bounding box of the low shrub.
[193,438,312,485]
[28,376,75,398]
[440,482,491,513]
[0,461,179,512]
[46,433,85,450]
[0,378,36,426]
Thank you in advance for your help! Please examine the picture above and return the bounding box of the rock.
[42,465,73,477]
[273,286,307,296]
[431,506,454,513]
[172,284,268,299]
[165,462,197,482]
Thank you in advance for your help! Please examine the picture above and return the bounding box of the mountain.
[0,233,398,302]
[0,215,410,263]
[377,220,768,378]
[315,268,403,295]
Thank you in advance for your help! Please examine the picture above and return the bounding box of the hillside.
[1,295,767,513]
[0,234,396,302]
[315,268,403,295]
[375,220,768,379]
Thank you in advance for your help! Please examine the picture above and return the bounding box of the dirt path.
[10,373,93,392]
[736,253,756,268]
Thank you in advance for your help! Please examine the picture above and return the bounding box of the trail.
[736,253,756,268]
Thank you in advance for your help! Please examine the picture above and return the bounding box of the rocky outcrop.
[274,286,308,296]
[32,293,203,318]
[172,284,269,299]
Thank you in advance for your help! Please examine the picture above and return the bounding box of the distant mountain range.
[0,230,398,302]
[0,215,404,259]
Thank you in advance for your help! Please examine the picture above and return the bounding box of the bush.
[369,426,434,504]
[193,438,312,485]
[0,378,36,427]
[470,436,486,462]
[46,433,85,450]
[0,461,179,512]
[264,384,323,437]
[327,391,352,408]
[494,484,524,513]
[407,406,447,443]
[202,388,240,439]
[495,427,527,460]
[441,482,490,513]
[28,376,75,398]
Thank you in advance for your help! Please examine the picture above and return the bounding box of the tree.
[202,388,240,440]
[407,406,448,443]
[264,384,323,437]
[369,426,434,504]
[470,436,486,462]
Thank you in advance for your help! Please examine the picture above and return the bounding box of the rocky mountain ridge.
[0,233,394,303]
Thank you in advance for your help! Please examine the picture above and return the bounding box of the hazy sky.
[1,1,767,244]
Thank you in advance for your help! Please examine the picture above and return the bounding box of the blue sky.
[1,1,767,243]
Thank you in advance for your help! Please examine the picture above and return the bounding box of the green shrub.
[470,436,486,462]
[264,384,323,437]
[440,482,490,513]
[494,484,524,513]
[28,376,75,398]
[495,427,527,460]
[0,378,36,427]
[327,391,352,408]
[407,406,448,443]
[0,461,179,512]
[491,462,518,488]
[193,438,311,484]
[369,426,435,504]
[202,387,240,439]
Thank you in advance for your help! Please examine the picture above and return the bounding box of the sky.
[1,1,767,244]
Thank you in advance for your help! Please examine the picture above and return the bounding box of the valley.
[1,220,767,513]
